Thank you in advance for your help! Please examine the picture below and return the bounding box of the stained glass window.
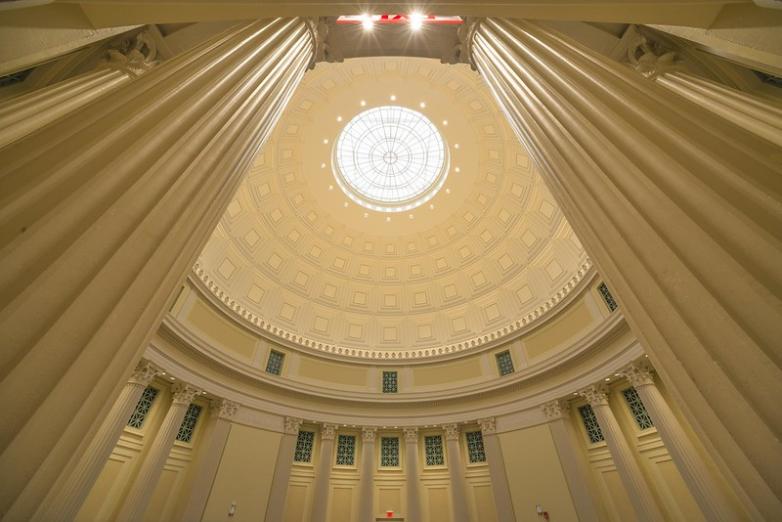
[336,434,356,466]
[424,435,445,466]
[578,405,605,444]
[496,351,514,376]
[381,437,400,467]
[382,371,398,393]
[294,430,315,463]
[466,431,486,463]
[176,404,202,443]
[597,282,618,312]
[266,350,284,375]
[623,387,654,430]
[127,386,158,429]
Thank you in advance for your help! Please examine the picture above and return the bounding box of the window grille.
[336,434,356,466]
[382,371,398,393]
[127,386,158,429]
[495,351,514,376]
[597,282,618,312]
[424,435,445,466]
[176,404,202,443]
[266,350,284,375]
[578,405,605,444]
[623,387,654,430]
[381,437,400,467]
[466,431,486,463]
[294,430,315,463]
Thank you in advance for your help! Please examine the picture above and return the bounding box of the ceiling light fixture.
[361,14,374,31]
[409,11,424,31]
[419,101,426,108]
[390,94,397,101]
[442,119,448,126]
[336,115,343,122]
[360,99,367,106]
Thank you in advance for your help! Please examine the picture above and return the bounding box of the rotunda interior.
[0,4,780,522]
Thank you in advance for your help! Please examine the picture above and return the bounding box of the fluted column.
[115,383,201,522]
[0,18,315,520]
[358,427,377,521]
[403,428,422,522]
[477,418,515,522]
[579,386,663,522]
[177,399,240,522]
[541,401,601,522]
[620,362,741,520]
[472,18,782,517]
[36,360,162,521]
[626,31,782,147]
[310,423,337,522]
[264,417,304,522]
[0,30,157,149]
[443,424,469,522]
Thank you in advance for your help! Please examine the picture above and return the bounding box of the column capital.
[171,383,201,405]
[443,423,460,441]
[403,427,418,443]
[210,399,240,419]
[361,427,377,443]
[305,17,343,68]
[103,29,158,77]
[128,359,163,386]
[284,417,304,435]
[478,417,497,434]
[579,385,609,407]
[624,25,682,80]
[442,17,481,68]
[619,361,655,388]
[542,399,570,420]
[321,423,338,441]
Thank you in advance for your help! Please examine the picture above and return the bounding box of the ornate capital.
[284,417,304,434]
[403,427,418,443]
[478,417,496,434]
[129,359,162,386]
[442,17,481,69]
[305,17,343,69]
[171,383,201,405]
[321,423,338,441]
[541,400,569,420]
[362,427,377,443]
[624,25,682,80]
[619,362,655,388]
[103,29,158,77]
[211,399,239,419]
[579,385,609,407]
[443,423,460,441]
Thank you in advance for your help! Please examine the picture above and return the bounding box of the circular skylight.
[333,106,448,212]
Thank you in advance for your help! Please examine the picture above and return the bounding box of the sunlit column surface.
[579,385,664,521]
[444,424,470,522]
[477,418,516,522]
[115,383,201,522]
[472,17,782,518]
[264,417,303,522]
[358,427,377,521]
[403,428,422,522]
[0,18,314,521]
[620,362,741,520]
[310,424,337,522]
[540,402,602,522]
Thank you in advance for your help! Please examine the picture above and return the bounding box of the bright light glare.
[410,12,424,31]
[361,14,373,31]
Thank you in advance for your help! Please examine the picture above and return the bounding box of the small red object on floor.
[386,510,393,518]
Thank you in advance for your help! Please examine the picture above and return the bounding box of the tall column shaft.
[444,424,470,522]
[264,417,303,522]
[36,360,162,521]
[580,386,663,522]
[472,18,782,517]
[310,424,336,522]
[358,427,377,521]
[403,429,422,522]
[478,419,515,522]
[541,402,602,522]
[620,363,741,520]
[115,384,201,522]
[177,399,239,522]
[0,18,314,521]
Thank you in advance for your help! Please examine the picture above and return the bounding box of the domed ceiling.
[194,57,590,360]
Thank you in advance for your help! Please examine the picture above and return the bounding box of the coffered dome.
[194,57,590,360]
